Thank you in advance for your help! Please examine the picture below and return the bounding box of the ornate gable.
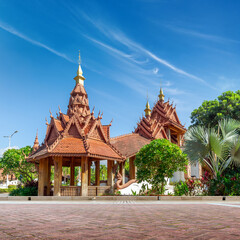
[134,88,186,142]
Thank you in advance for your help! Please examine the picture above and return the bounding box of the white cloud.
[0,21,74,63]
[153,68,159,74]
[79,14,216,90]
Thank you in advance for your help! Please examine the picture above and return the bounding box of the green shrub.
[9,180,38,196]
[9,186,38,196]
[8,185,16,191]
[174,181,189,196]
[0,188,9,193]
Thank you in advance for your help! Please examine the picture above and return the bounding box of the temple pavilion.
[28,58,190,197]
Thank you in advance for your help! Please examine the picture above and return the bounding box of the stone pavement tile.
[0,203,240,239]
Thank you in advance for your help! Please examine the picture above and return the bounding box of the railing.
[88,186,111,196]
[60,186,81,196]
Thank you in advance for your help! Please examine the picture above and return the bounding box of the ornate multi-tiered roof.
[111,88,186,157]
[134,88,186,143]
[28,58,123,162]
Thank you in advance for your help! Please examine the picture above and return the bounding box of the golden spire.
[144,93,151,117]
[158,87,165,102]
[74,50,85,85]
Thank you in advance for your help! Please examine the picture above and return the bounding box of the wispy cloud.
[85,35,132,59]
[79,14,215,89]
[0,21,74,63]
[165,25,240,44]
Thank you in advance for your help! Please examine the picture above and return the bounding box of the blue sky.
[0,0,240,152]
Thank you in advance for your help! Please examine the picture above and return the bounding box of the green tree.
[135,139,188,194]
[100,165,107,181]
[184,119,240,179]
[191,91,240,127]
[0,146,37,183]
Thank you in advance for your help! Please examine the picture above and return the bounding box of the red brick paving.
[0,203,240,239]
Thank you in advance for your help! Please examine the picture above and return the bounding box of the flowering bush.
[174,173,210,196]
[208,173,240,196]
[174,171,240,196]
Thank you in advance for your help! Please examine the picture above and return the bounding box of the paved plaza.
[0,201,240,239]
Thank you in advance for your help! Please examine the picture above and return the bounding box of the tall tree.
[135,139,188,194]
[191,91,240,127]
[0,146,37,183]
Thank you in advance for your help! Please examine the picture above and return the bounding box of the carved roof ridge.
[48,134,63,152]
[82,114,93,130]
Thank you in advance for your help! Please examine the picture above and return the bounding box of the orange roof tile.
[87,139,122,159]
[51,137,86,154]
[102,125,109,139]
[110,133,150,158]
[54,119,64,132]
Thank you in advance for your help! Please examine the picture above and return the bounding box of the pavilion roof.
[28,62,123,162]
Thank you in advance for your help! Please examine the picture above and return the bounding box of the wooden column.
[119,161,125,184]
[129,156,136,180]
[70,157,75,186]
[95,160,100,186]
[88,160,92,186]
[38,159,44,196]
[107,160,114,192]
[81,156,88,196]
[38,158,50,196]
[54,156,62,196]
[45,158,51,196]
[122,161,125,184]
[198,162,203,179]
[167,128,171,142]
[184,163,191,179]
[177,134,181,146]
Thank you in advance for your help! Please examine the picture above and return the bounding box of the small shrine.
[28,55,192,196]
[28,56,124,196]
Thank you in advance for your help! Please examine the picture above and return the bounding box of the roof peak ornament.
[158,87,164,102]
[144,92,151,117]
[74,50,85,85]
[33,129,39,151]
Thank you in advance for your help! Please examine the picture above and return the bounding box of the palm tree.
[184,119,240,179]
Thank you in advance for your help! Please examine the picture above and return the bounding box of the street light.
[3,130,18,187]
[3,130,18,148]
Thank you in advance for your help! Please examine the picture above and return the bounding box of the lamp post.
[3,130,18,187]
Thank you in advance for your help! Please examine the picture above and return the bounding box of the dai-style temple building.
[28,58,197,197]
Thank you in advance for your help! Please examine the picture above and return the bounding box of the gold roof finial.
[74,50,85,85]
[144,91,151,117]
[158,79,164,102]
